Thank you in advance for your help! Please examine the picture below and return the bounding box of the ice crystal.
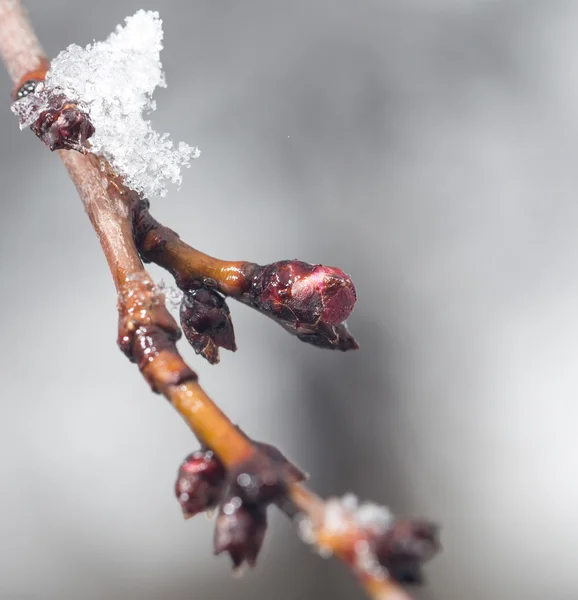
[12,10,199,198]
[355,502,393,534]
[154,279,184,309]
[323,494,393,536]
[321,494,392,578]
[12,82,49,128]
[296,515,316,545]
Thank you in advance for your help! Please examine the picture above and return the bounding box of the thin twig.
[133,201,249,296]
[0,0,42,83]
[0,3,431,598]
[133,200,361,353]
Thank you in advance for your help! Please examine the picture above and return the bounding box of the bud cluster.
[316,495,440,585]
[175,442,305,570]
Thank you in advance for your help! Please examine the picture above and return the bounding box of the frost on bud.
[242,260,359,351]
[214,497,268,569]
[179,283,237,365]
[13,78,45,101]
[175,450,226,518]
[12,86,94,152]
[373,519,440,585]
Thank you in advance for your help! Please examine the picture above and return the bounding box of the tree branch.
[0,0,43,83]
[133,200,360,354]
[0,2,438,598]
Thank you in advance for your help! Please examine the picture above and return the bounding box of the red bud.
[250,260,356,326]
[240,260,359,351]
[292,264,356,326]
[175,450,227,518]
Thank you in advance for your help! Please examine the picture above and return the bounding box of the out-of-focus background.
[1,1,577,599]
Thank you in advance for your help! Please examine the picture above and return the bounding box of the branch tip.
[0,3,439,598]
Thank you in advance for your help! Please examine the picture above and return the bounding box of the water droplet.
[237,473,251,488]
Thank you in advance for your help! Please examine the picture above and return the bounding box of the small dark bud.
[373,519,440,585]
[12,76,94,153]
[30,94,94,152]
[175,450,227,518]
[214,498,268,569]
[254,441,308,484]
[241,260,359,351]
[180,283,237,365]
[228,452,292,507]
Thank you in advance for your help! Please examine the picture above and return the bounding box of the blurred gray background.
[1,0,577,599]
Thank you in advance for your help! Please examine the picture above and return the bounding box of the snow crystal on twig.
[14,10,199,198]
[321,494,392,577]
[323,494,393,536]
[154,279,184,309]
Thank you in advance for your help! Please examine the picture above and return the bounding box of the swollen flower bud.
[250,260,356,326]
[175,450,227,518]
[179,284,237,365]
[373,519,440,585]
[240,260,359,351]
[214,497,268,569]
